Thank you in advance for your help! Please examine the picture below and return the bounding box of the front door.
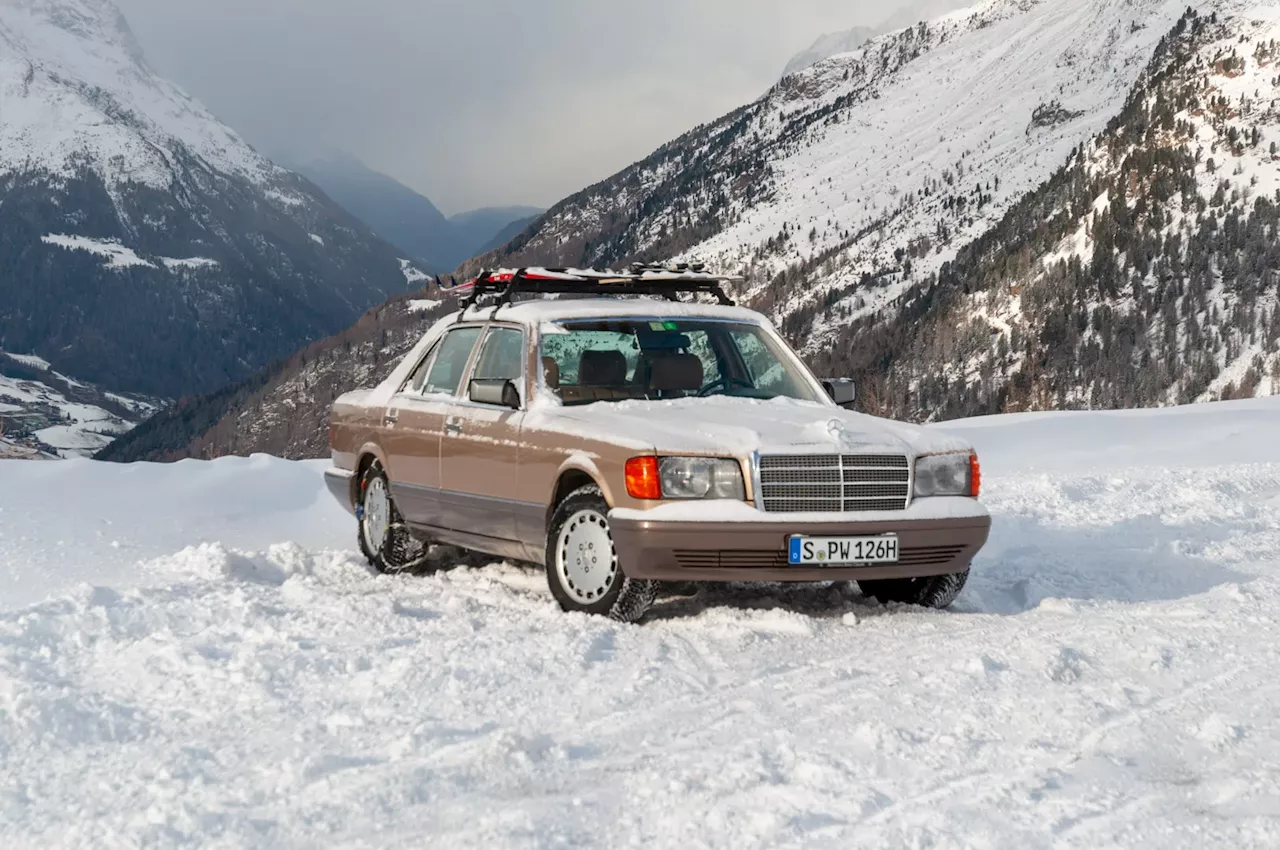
[383,325,483,529]
[439,325,529,548]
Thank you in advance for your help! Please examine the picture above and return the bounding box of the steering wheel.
[697,376,756,397]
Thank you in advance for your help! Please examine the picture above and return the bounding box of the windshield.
[539,319,824,406]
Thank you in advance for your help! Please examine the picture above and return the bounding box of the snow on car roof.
[461,298,770,325]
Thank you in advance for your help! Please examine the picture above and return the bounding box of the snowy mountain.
[0,0,426,404]
[780,0,969,77]
[463,0,1277,412]
[470,0,1202,309]
[10,397,1280,846]
[449,205,544,260]
[296,154,542,271]
[781,25,878,78]
[293,153,454,271]
[470,210,541,256]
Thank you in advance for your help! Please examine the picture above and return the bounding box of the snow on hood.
[533,396,973,457]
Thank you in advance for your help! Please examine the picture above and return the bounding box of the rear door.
[438,324,530,545]
[383,325,483,529]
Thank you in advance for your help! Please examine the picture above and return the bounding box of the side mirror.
[470,378,521,410]
[822,378,857,410]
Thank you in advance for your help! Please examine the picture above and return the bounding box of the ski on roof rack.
[437,264,744,312]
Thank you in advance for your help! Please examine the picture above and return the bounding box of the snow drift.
[1,398,1279,848]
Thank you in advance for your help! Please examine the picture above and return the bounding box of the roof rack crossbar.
[452,266,741,314]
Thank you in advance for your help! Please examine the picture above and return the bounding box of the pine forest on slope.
[815,6,1280,418]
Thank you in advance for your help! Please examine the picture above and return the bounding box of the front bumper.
[324,467,356,515]
[610,513,992,582]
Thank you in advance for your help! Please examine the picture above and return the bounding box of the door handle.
[445,421,462,436]
[384,411,399,425]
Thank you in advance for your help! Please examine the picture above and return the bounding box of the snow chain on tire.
[608,575,659,623]
[358,462,429,574]
[858,568,969,609]
[920,570,968,609]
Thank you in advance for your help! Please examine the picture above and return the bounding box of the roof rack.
[437,264,743,313]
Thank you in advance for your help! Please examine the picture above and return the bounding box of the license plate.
[788,535,899,566]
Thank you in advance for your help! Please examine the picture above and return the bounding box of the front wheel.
[357,462,427,574]
[546,485,657,623]
[858,569,970,609]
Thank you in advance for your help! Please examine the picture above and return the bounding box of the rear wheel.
[546,485,657,623]
[357,462,427,574]
[858,569,969,609]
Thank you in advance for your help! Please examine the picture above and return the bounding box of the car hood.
[540,396,972,458]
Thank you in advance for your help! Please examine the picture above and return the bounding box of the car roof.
[459,298,770,327]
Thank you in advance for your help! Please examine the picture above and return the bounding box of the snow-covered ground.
[2,399,1279,848]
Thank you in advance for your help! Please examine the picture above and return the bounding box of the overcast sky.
[115,0,919,215]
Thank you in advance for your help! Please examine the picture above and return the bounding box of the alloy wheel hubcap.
[556,509,618,604]
[362,477,391,554]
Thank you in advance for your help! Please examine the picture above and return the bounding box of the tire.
[357,462,428,574]
[858,569,970,609]
[546,485,657,623]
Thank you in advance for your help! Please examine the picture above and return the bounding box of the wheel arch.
[546,458,610,527]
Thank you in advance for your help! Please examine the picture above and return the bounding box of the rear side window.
[423,327,482,395]
[472,328,525,383]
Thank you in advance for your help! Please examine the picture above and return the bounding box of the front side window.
[539,319,822,406]
[422,327,482,396]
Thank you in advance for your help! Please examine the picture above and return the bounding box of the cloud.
[115,0,921,213]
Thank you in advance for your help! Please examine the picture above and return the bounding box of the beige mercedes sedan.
[325,269,991,622]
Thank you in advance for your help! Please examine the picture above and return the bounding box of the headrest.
[541,356,560,390]
[579,350,628,386]
[647,352,704,392]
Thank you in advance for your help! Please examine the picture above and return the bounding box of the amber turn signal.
[625,456,663,500]
[969,453,982,498]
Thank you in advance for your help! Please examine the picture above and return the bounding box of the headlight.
[914,452,980,498]
[658,457,746,500]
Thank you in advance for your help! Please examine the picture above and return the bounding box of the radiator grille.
[758,454,910,513]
